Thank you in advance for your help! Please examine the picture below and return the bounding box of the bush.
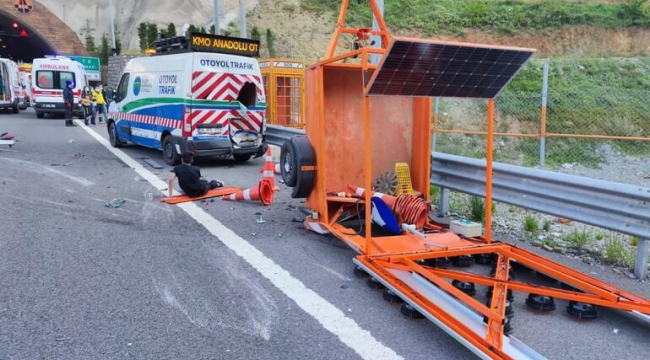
[565,229,591,248]
[604,236,626,265]
[523,214,539,233]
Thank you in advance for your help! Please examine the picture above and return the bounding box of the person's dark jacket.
[63,87,74,108]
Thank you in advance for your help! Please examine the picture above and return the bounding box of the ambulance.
[31,57,88,118]
[0,58,23,113]
[18,63,33,106]
[107,32,268,165]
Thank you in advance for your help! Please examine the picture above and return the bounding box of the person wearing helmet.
[62,80,76,127]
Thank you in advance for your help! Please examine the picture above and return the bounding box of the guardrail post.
[437,188,450,217]
[539,61,549,169]
[634,238,649,279]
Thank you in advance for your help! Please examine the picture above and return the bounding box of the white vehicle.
[108,32,268,164]
[31,57,88,118]
[19,69,32,106]
[0,58,23,113]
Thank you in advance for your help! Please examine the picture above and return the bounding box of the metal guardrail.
[266,125,650,278]
[267,124,305,146]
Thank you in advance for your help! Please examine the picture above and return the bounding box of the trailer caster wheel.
[451,280,476,296]
[367,277,385,290]
[566,301,598,320]
[483,315,513,336]
[451,254,475,267]
[526,294,556,312]
[486,298,515,318]
[400,303,425,319]
[383,289,404,304]
[353,265,369,278]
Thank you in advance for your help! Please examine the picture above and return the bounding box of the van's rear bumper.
[173,135,267,158]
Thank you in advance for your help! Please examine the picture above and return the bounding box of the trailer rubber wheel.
[280,140,298,187]
[289,136,316,199]
[163,136,180,165]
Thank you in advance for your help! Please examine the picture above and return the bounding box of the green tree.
[99,32,110,65]
[210,24,216,35]
[137,22,148,51]
[251,26,261,41]
[265,28,275,57]
[84,32,96,52]
[146,23,158,48]
[188,24,198,32]
[166,23,177,38]
[199,26,207,33]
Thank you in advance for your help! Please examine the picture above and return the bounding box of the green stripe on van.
[122,98,267,112]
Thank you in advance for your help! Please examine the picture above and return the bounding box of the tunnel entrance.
[0,10,56,63]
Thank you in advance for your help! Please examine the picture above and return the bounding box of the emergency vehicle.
[18,63,32,106]
[0,58,23,113]
[31,57,88,118]
[107,32,268,165]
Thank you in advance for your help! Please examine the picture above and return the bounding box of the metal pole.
[213,0,220,35]
[109,0,116,50]
[370,0,383,64]
[634,238,649,279]
[239,0,247,38]
[438,188,449,218]
[540,61,549,169]
[485,99,495,243]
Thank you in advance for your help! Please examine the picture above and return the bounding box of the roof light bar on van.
[153,31,260,58]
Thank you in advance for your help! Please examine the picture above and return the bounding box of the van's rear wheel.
[163,136,180,165]
[108,122,122,148]
[11,103,19,114]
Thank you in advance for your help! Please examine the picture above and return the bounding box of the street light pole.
[213,0,220,35]
[239,0,246,38]
[370,0,383,64]
[109,0,116,53]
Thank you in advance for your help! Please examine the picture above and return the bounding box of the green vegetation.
[522,214,539,232]
[604,235,626,264]
[630,236,640,246]
[469,196,485,222]
[301,0,650,36]
[542,219,551,232]
[565,229,592,248]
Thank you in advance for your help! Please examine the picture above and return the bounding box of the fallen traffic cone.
[262,147,280,192]
[347,185,397,209]
[223,179,274,206]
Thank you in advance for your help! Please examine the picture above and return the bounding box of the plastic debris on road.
[106,198,126,208]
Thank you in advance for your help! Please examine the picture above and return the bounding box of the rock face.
[0,0,86,56]
[37,0,259,50]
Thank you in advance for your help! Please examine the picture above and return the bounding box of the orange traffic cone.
[223,179,274,206]
[259,163,281,174]
[262,147,280,192]
[347,185,397,209]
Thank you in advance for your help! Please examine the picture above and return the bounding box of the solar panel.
[366,38,535,98]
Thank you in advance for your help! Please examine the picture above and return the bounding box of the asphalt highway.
[1,109,649,360]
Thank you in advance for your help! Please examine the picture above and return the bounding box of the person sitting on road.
[167,151,224,198]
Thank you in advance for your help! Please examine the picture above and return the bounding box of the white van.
[107,32,268,165]
[0,58,22,113]
[31,57,88,118]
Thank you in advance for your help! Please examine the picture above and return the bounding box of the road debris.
[106,198,126,208]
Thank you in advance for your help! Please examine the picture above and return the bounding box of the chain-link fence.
[433,60,650,181]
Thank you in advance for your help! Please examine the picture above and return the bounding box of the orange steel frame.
[302,1,650,359]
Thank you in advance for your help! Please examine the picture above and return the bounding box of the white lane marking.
[77,121,403,360]
[0,157,94,186]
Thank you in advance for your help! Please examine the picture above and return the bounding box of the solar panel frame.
[366,38,536,99]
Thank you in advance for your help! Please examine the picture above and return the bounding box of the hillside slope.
[39,0,650,63]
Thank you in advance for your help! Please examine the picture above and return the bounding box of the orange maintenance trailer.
[278,1,650,359]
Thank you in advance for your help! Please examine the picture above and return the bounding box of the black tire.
[11,103,19,114]
[281,140,298,187]
[233,153,252,162]
[36,111,44,119]
[108,122,122,148]
[290,136,316,199]
[162,135,180,165]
